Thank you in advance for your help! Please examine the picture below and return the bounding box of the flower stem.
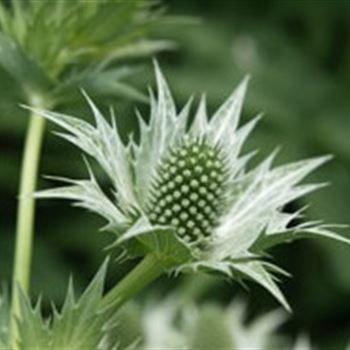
[10,100,47,349]
[99,254,163,312]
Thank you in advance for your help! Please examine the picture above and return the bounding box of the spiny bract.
[34,62,350,310]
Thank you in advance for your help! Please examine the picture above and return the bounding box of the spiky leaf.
[17,260,121,350]
[0,0,177,102]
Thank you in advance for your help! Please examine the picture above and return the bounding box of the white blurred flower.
[141,298,186,350]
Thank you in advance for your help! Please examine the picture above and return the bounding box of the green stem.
[99,254,163,312]
[10,100,47,349]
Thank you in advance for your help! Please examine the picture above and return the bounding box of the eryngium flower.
[35,63,349,309]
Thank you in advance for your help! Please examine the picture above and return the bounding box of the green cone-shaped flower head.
[35,62,350,309]
[147,136,229,246]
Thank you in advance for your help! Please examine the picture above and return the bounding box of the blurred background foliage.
[0,0,350,349]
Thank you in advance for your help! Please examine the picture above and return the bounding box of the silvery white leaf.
[232,260,291,311]
[36,173,128,233]
[209,76,249,144]
[212,156,332,259]
[27,96,138,214]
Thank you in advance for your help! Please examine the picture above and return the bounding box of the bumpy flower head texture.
[35,63,350,310]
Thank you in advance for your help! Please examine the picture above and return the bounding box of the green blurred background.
[1,0,349,348]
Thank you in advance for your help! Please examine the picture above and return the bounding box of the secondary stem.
[11,100,47,349]
[99,254,163,312]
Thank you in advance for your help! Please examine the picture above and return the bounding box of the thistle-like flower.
[35,63,349,309]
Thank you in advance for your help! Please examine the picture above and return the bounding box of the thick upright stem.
[99,254,163,312]
[11,101,47,349]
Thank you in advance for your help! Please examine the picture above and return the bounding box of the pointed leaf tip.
[152,58,161,71]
